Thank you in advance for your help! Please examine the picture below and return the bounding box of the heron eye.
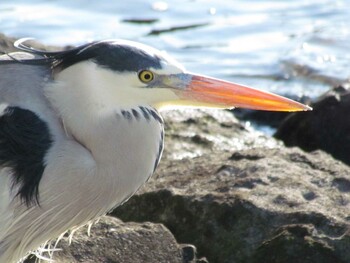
[138,70,154,83]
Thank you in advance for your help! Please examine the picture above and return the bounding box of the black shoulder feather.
[0,106,52,206]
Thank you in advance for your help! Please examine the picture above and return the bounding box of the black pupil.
[144,73,151,80]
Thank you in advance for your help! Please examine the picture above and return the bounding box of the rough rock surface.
[53,216,186,263]
[112,131,350,263]
[161,108,280,162]
[25,216,197,263]
[275,84,350,166]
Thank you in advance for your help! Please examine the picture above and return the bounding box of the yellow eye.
[138,70,154,83]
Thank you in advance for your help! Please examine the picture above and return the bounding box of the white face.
[54,41,190,110]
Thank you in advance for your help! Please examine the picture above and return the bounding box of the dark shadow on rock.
[275,84,350,165]
[250,224,348,263]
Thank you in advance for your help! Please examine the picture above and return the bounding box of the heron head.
[39,39,310,112]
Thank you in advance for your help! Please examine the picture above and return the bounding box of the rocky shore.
[1,34,349,263]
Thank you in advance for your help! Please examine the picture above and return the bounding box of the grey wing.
[0,52,68,262]
[0,52,95,263]
[0,52,64,209]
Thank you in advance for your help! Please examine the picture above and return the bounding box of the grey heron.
[0,39,311,262]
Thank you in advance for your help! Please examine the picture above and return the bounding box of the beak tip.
[287,105,312,112]
[300,104,313,112]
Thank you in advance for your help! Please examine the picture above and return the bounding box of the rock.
[275,84,350,165]
[251,224,347,263]
[55,216,185,263]
[111,147,350,263]
[26,216,197,263]
[160,108,281,161]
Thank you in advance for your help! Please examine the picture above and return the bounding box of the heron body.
[0,39,310,262]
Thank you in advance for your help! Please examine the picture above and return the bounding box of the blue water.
[0,0,349,98]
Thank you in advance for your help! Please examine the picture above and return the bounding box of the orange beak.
[170,73,311,111]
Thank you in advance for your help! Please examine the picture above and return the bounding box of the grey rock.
[24,216,201,263]
[160,108,280,161]
[53,216,185,263]
[251,224,348,263]
[112,145,350,263]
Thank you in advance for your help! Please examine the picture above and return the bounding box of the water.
[0,0,349,99]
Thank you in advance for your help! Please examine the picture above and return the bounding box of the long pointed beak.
[173,73,311,111]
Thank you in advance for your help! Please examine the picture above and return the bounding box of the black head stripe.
[13,39,163,73]
[91,42,162,72]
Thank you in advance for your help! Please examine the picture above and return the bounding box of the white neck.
[45,64,164,208]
